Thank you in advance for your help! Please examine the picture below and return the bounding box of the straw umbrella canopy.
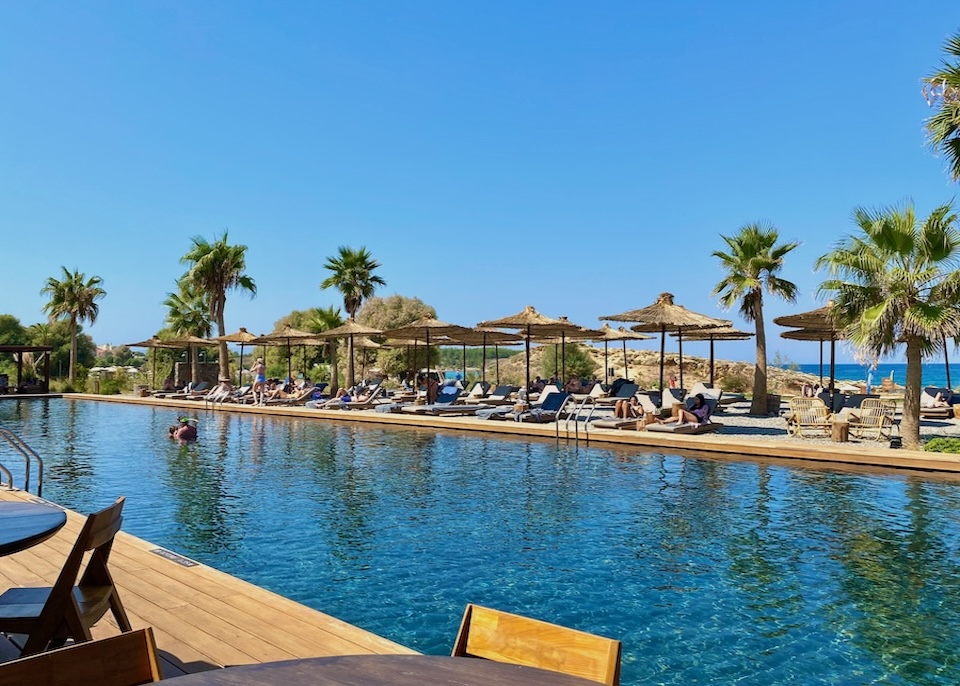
[477,306,583,393]
[440,328,524,385]
[774,303,843,396]
[591,324,654,384]
[313,319,383,387]
[381,318,474,383]
[670,326,754,385]
[601,293,730,399]
[153,334,216,385]
[533,322,606,385]
[125,336,184,387]
[252,325,326,383]
[212,327,258,385]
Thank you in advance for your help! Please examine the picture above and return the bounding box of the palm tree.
[713,223,799,415]
[923,31,960,182]
[163,280,212,384]
[180,232,256,381]
[40,267,106,383]
[320,246,385,386]
[816,202,960,450]
[310,305,345,393]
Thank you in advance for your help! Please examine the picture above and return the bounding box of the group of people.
[168,416,197,442]
[612,392,711,426]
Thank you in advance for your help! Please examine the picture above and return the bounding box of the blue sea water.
[6,398,960,685]
[790,363,958,390]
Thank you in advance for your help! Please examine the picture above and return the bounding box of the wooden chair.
[850,398,898,440]
[451,604,622,686]
[0,627,160,686]
[785,397,831,437]
[0,497,132,656]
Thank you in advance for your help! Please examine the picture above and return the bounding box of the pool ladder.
[0,428,45,497]
[560,396,599,442]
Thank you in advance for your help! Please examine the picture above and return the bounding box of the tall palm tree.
[310,305,345,393]
[40,267,106,383]
[320,246,385,386]
[923,30,960,182]
[713,223,799,415]
[181,232,256,381]
[816,202,960,450]
[164,280,212,384]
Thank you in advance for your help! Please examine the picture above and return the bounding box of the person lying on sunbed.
[614,396,643,419]
[656,393,709,426]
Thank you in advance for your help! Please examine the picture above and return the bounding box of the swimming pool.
[3,398,960,685]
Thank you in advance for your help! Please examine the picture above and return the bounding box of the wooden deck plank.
[0,489,415,674]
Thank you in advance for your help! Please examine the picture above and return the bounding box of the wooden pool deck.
[0,489,416,678]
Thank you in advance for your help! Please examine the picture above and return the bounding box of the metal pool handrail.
[0,428,45,496]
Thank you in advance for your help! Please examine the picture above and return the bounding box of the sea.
[789,362,957,389]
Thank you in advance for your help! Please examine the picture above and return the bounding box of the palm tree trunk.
[216,310,229,381]
[190,346,200,385]
[903,339,922,450]
[69,318,78,384]
[750,300,768,415]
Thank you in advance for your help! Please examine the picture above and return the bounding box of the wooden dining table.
[0,501,67,556]
[164,654,601,686]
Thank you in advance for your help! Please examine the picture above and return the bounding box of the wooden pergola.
[0,345,53,393]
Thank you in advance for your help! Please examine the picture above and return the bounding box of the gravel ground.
[710,399,960,448]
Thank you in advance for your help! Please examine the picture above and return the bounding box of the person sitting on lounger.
[614,396,642,419]
[419,374,439,404]
[658,393,709,426]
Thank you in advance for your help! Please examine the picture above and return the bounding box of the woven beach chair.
[785,397,831,438]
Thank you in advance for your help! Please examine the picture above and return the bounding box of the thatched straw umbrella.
[774,303,843,397]
[125,336,184,388]
[447,329,523,385]
[591,324,654,384]
[156,334,216,385]
[601,293,729,399]
[314,319,383,389]
[252,325,326,384]
[477,306,583,393]
[212,327,258,386]
[382,318,474,385]
[670,326,753,385]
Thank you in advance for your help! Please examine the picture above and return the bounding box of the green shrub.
[722,373,749,393]
[924,437,960,453]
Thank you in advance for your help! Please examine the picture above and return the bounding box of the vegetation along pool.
[3,398,960,686]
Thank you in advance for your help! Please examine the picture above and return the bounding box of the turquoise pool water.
[3,398,960,685]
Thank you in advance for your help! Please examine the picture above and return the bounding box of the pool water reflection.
[3,398,960,685]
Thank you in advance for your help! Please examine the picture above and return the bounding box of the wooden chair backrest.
[788,397,828,423]
[0,627,160,686]
[452,604,622,686]
[858,398,897,423]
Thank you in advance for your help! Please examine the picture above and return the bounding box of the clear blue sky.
[2,1,960,365]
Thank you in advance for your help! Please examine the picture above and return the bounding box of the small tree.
[540,343,598,381]
[40,267,106,383]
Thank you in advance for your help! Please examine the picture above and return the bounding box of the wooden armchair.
[850,398,898,440]
[0,497,131,656]
[452,604,622,686]
[785,397,831,437]
[0,627,160,686]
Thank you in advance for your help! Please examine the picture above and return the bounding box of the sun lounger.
[516,392,572,423]
[920,388,954,419]
[646,421,722,434]
[264,385,318,406]
[594,383,639,406]
[464,385,515,405]
[401,386,463,414]
[165,381,211,400]
[591,417,642,430]
[339,384,388,410]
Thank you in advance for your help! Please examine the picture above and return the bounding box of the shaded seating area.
[0,627,160,685]
[452,603,621,686]
[0,497,130,656]
[0,345,53,395]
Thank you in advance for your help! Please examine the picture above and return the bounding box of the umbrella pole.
[678,333,684,391]
[658,327,666,403]
[482,335,487,384]
[239,344,245,387]
[622,340,628,381]
[709,338,715,386]
[819,341,824,387]
[525,325,531,395]
[495,345,500,385]
[561,333,566,384]
[151,349,157,389]
[554,344,559,381]
[426,330,431,385]
[829,335,837,403]
[604,342,609,384]
[287,339,292,383]
[462,344,466,383]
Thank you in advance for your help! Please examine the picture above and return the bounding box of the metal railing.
[0,428,46,497]
[562,396,599,442]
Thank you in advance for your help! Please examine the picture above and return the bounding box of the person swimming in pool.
[169,416,198,441]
